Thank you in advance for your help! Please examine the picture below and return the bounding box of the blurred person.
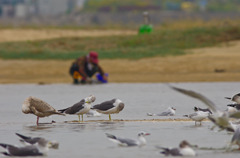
[69,51,108,84]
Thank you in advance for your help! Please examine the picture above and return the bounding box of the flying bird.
[171,86,240,132]
[22,96,65,125]
[91,99,124,121]
[105,131,150,147]
[147,107,176,116]
[58,95,96,122]
[158,140,197,156]
[15,133,59,149]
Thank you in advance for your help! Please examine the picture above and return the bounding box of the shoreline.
[1,41,240,84]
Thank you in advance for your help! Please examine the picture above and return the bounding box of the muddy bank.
[1,41,240,84]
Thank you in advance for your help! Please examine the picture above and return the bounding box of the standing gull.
[22,96,65,125]
[183,111,210,125]
[58,95,95,122]
[158,140,197,156]
[105,131,150,147]
[91,99,124,121]
[171,86,240,132]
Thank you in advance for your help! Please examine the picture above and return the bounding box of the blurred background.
[0,0,240,27]
[0,0,240,84]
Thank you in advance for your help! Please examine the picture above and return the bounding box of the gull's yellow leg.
[109,114,112,121]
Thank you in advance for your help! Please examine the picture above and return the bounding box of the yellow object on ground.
[73,71,82,80]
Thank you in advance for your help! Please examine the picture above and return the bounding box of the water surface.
[0,82,240,158]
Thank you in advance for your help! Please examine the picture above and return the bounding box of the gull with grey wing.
[91,99,124,121]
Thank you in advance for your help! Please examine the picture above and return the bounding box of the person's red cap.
[89,51,99,64]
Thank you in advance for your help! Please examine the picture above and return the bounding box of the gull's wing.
[157,111,172,116]
[59,99,85,114]
[188,112,198,118]
[156,146,181,156]
[106,133,137,146]
[171,86,218,113]
[117,138,138,146]
[16,133,41,145]
[92,99,115,111]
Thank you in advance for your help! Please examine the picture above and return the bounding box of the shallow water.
[0,82,240,158]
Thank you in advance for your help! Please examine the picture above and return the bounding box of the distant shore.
[1,40,240,84]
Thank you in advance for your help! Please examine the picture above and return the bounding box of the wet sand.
[66,118,204,122]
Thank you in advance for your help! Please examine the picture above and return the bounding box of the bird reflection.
[23,124,55,132]
[98,121,124,130]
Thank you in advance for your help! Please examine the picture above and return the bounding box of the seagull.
[15,133,59,149]
[22,96,65,125]
[105,131,150,147]
[225,93,240,104]
[91,99,124,121]
[147,107,176,116]
[58,95,95,122]
[0,143,44,156]
[170,86,240,132]
[158,140,197,156]
[194,106,212,114]
[183,111,210,125]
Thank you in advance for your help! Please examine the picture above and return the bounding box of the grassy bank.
[0,20,239,60]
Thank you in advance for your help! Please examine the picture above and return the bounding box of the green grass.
[0,23,239,60]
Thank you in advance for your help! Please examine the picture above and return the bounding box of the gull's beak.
[144,133,151,136]
[225,97,231,100]
[85,100,90,103]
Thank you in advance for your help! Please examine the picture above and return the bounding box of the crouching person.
[69,51,108,84]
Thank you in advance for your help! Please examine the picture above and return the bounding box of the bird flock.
[170,86,240,154]
[22,95,125,125]
[1,86,240,157]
